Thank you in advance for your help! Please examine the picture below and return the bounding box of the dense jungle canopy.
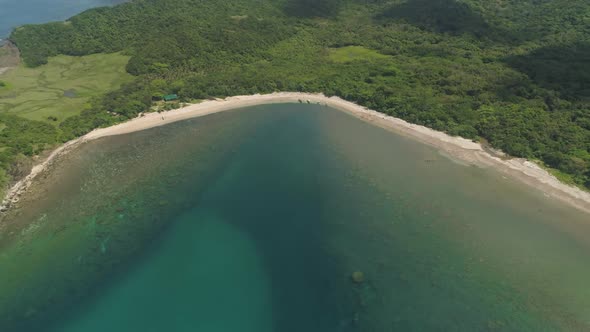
[3,0,590,191]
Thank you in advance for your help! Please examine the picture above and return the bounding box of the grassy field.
[0,53,131,124]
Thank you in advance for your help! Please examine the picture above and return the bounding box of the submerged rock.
[351,271,365,284]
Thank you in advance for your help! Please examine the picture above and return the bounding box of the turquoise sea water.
[1,104,590,331]
[0,0,126,39]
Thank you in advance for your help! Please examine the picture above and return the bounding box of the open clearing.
[0,53,131,124]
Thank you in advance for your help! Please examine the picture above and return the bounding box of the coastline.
[2,92,590,214]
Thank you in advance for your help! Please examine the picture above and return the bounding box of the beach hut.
[163,94,179,102]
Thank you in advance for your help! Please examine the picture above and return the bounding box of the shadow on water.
[186,106,353,331]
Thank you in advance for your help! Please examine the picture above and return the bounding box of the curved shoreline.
[2,92,590,214]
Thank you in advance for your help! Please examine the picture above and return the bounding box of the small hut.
[163,94,179,102]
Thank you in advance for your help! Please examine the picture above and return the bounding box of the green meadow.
[0,53,131,124]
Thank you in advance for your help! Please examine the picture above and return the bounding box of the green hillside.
[5,0,590,191]
[0,53,131,123]
[0,53,131,191]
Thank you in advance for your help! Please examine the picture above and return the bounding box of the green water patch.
[51,210,274,332]
[1,104,590,331]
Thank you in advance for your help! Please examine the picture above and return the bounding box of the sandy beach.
[3,92,590,214]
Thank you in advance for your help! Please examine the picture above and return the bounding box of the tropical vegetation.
[1,0,589,192]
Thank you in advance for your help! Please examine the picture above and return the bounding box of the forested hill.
[6,0,590,190]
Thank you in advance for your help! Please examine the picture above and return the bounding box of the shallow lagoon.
[1,104,590,331]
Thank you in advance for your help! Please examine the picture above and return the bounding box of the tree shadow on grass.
[283,0,342,18]
[374,0,493,38]
[504,42,590,102]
